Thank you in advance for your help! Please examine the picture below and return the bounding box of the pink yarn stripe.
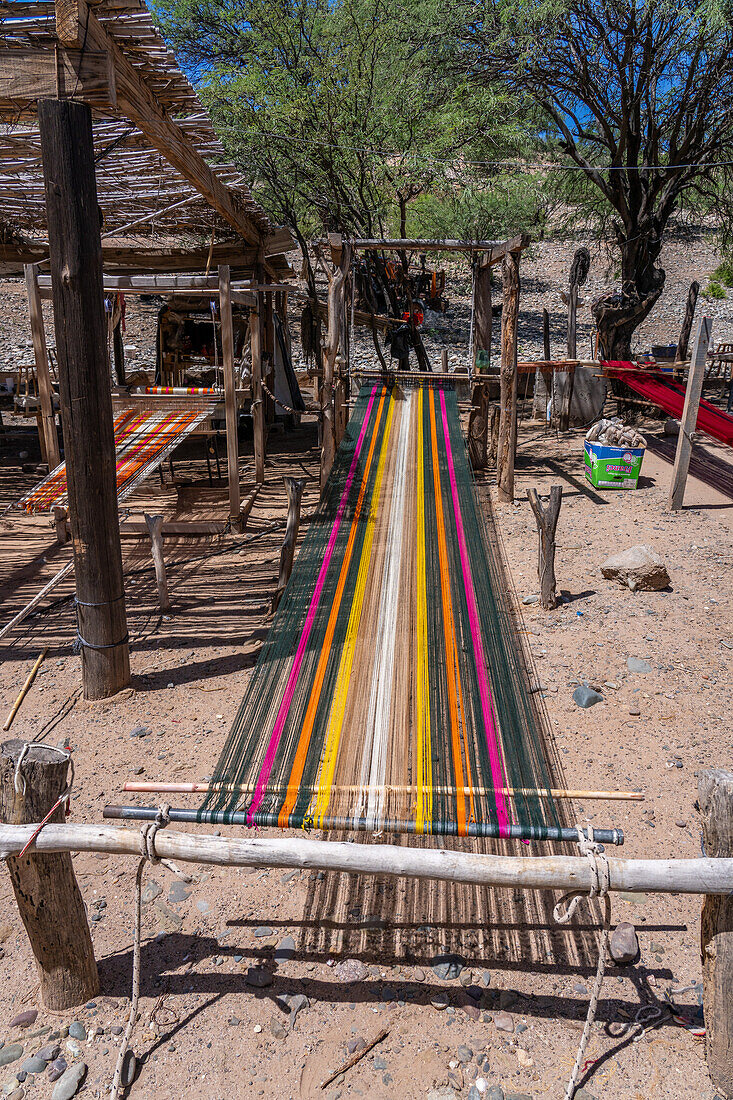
[246,385,381,823]
[438,389,510,835]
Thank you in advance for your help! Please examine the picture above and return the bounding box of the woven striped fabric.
[17,400,217,514]
[203,381,562,839]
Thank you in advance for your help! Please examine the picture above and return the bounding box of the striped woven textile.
[203,381,562,839]
[17,400,217,514]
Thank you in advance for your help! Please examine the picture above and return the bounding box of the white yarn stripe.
[356,390,413,829]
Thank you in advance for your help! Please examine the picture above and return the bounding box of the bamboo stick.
[0,822,730,894]
[121,780,643,801]
[3,648,49,731]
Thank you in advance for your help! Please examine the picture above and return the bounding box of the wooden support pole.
[38,98,129,699]
[469,258,492,469]
[668,315,712,511]
[143,514,171,613]
[474,259,493,365]
[0,740,99,1010]
[488,404,500,466]
[218,264,241,528]
[112,317,125,385]
[497,251,520,502]
[263,291,276,425]
[24,263,60,470]
[321,244,350,490]
[7,820,733,895]
[533,308,552,420]
[699,768,733,1097]
[527,486,562,609]
[250,294,266,484]
[676,280,700,364]
[53,505,69,545]
[334,356,347,446]
[560,248,590,431]
[271,476,305,613]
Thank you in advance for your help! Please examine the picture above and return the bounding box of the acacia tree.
[449,0,733,355]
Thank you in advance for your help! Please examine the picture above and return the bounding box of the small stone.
[456,1045,473,1063]
[628,705,641,716]
[347,1038,366,1055]
[120,1051,137,1089]
[51,1061,87,1100]
[610,922,639,964]
[466,985,482,1001]
[516,1047,533,1068]
[601,545,670,591]
[269,1016,287,1039]
[110,1027,123,1037]
[627,657,652,674]
[20,1057,46,1074]
[36,1046,59,1062]
[481,971,492,987]
[9,1013,37,1031]
[332,959,369,983]
[286,993,308,1023]
[3,1080,20,1096]
[141,881,162,904]
[65,1041,80,1058]
[245,967,272,988]
[373,1056,387,1070]
[505,1093,533,1100]
[67,1023,86,1042]
[275,936,296,962]
[254,926,273,938]
[47,1058,67,1082]
[195,899,210,915]
[468,1084,482,1098]
[413,967,426,982]
[431,994,449,1011]
[0,1047,23,1069]
[573,684,603,708]
[676,820,688,828]
[8,1089,24,1100]
[168,881,191,903]
[573,982,588,995]
[431,954,465,981]
[493,1011,514,1033]
[281,870,299,884]
[486,1089,505,1100]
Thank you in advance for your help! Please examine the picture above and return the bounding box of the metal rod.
[103,805,624,845]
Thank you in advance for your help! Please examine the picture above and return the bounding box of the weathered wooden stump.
[272,476,306,613]
[699,769,733,1097]
[144,513,171,613]
[0,740,99,1010]
[527,485,562,609]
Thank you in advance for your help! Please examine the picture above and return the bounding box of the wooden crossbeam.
[0,47,116,106]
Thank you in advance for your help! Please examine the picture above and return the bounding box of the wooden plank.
[699,769,733,1097]
[38,98,130,700]
[352,235,530,259]
[24,263,60,469]
[219,264,241,528]
[53,0,265,247]
[668,315,712,510]
[0,47,116,107]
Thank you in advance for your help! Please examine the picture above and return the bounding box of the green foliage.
[706,280,726,299]
[712,259,733,287]
[407,175,550,239]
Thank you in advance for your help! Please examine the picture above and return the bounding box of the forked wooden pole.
[271,476,305,613]
[143,513,171,613]
[527,485,562,609]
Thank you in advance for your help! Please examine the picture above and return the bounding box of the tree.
[448,0,733,356]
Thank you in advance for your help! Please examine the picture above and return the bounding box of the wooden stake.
[143,514,171,613]
[250,294,266,484]
[497,251,519,502]
[668,315,712,511]
[24,263,60,470]
[219,264,241,529]
[3,649,49,732]
[676,281,700,364]
[321,244,350,490]
[0,740,99,1010]
[271,476,305,613]
[38,98,129,699]
[321,1028,389,1090]
[532,308,552,421]
[699,768,733,1098]
[334,355,348,446]
[53,505,69,545]
[527,486,562,609]
[469,259,492,468]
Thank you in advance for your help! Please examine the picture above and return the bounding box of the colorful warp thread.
[604,363,733,449]
[17,399,216,514]
[202,382,562,839]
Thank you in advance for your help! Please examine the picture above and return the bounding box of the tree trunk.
[1,739,99,1010]
[527,486,562,609]
[593,228,666,359]
[676,281,700,363]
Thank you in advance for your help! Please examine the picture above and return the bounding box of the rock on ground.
[600,544,670,591]
[610,922,640,964]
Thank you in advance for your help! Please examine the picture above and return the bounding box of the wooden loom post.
[112,314,125,385]
[676,280,700,364]
[250,293,266,484]
[668,315,712,511]
[497,250,520,502]
[320,242,350,490]
[527,486,562,609]
[560,247,590,431]
[218,264,242,528]
[533,308,552,421]
[144,513,171,612]
[0,740,99,1010]
[469,255,492,469]
[38,98,130,699]
[24,263,60,470]
[271,475,306,613]
[263,290,275,425]
[699,768,733,1097]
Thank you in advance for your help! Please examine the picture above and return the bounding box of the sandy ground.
[0,243,732,1100]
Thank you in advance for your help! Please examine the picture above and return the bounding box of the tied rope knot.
[139,802,171,865]
[14,744,75,859]
[554,825,614,1100]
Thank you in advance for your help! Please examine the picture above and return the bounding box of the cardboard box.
[584,439,644,489]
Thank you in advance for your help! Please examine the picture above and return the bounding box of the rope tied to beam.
[554,825,612,1100]
[110,803,189,1100]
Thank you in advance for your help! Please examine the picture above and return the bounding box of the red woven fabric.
[604,362,733,449]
